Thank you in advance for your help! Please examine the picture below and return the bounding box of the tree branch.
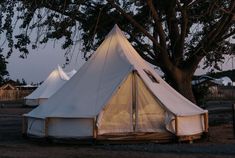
[106,0,163,49]
[178,2,189,60]
[146,0,167,49]
[201,2,234,49]
[220,29,235,41]
[165,1,182,65]
[22,0,85,22]
[106,0,177,74]
[184,1,235,74]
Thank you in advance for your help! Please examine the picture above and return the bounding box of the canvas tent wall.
[24,66,70,106]
[23,25,208,141]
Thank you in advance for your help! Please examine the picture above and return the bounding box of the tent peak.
[113,24,121,30]
[106,24,123,38]
[56,65,70,80]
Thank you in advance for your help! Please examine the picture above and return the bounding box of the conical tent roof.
[25,66,69,100]
[25,25,206,119]
[66,69,77,78]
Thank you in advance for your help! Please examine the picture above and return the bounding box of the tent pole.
[93,118,97,139]
[45,118,49,137]
[175,116,178,136]
[132,71,137,131]
[204,113,209,132]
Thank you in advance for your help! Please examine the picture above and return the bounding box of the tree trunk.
[175,77,196,104]
[167,69,196,104]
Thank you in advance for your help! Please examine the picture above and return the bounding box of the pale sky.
[195,55,235,75]
[5,42,85,84]
[1,10,86,84]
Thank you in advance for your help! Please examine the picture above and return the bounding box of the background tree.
[16,79,21,85]
[0,0,235,103]
[21,78,27,85]
[0,54,8,84]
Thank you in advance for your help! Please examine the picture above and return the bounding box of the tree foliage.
[0,54,8,84]
[0,0,235,102]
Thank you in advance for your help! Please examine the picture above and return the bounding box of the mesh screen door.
[97,74,133,134]
[135,74,166,132]
[97,72,167,135]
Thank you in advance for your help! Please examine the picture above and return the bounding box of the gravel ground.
[0,107,235,158]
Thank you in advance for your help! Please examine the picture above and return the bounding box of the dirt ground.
[0,107,235,158]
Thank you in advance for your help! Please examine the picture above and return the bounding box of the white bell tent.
[66,69,77,78]
[24,66,70,106]
[23,25,208,141]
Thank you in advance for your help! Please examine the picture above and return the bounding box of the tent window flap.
[143,69,159,83]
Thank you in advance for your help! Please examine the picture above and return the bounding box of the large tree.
[0,0,235,103]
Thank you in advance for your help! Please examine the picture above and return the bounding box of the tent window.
[143,69,159,83]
